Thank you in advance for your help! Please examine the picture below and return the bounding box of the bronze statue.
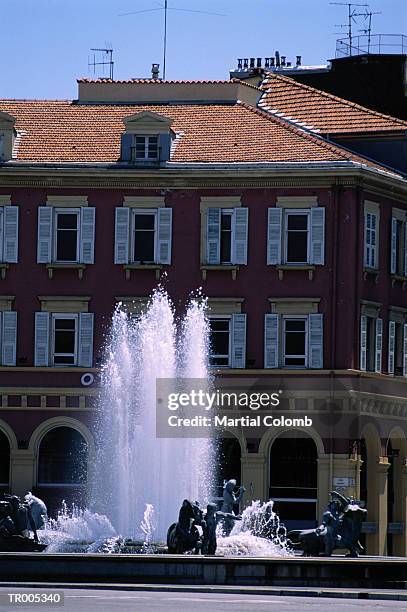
[167,499,205,554]
[220,479,246,536]
[201,502,241,555]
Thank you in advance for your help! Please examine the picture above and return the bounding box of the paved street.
[1,588,407,612]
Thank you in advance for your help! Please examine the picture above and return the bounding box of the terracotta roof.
[260,72,407,135]
[0,98,402,177]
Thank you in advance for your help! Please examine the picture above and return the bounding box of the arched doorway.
[0,429,10,494]
[386,430,407,556]
[37,426,88,513]
[269,432,318,530]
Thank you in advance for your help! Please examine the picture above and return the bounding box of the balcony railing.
[336,34,407,58]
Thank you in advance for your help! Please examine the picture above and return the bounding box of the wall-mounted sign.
[333,477,355,488]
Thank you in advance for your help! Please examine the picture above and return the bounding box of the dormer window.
[0,112,16,162]
[121,111,173,165]
[133,135,159,161]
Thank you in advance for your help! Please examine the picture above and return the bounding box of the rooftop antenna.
[330,2,369,54]
[358,9,382,53]
[88,46,114,79]
[119,2,225,79]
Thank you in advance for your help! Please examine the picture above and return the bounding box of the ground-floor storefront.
[1,368,406,556]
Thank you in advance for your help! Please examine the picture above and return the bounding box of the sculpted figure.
[220,479,245,536]
[167,499,205,554]
[202,502,241,555]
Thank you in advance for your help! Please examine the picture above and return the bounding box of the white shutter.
[390,217,397,274]
[264,314,279,368]
[78,313,94,368]
[80,207,95,264]
[388,320,396,375]
[3,206,19,263]
[157,207,172,264]
[310,207,325,265]
[404,222,407,277]
[37,207,53,263]
[231,313,246,368]
[308,313,323,369]
[232,207,248,265]
[267,208,282,265]
[403,323,407,377]
[360,315,367,371]
[2,311,17,366]
[375,317,383,373]
[34,312,50,366]
[206,207,221,264]
[364,212,377,268]
[114,207,130,264]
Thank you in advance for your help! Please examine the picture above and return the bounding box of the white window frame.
[130,208,158,264]
[283,209,310,265]
[209,315,231,368]
[282,315,308,368]
[51,313,78,367]
[364,211,378,269]
[53,208,80,264]
[133,135,159,161]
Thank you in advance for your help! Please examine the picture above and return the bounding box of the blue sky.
[2,0,406,99]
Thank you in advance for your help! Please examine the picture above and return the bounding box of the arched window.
[215,436,242,499]
[269,432,318,530]
[0,429,10,491]
[38,427,88,485]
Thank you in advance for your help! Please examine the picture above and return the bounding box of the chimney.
[296,55,302,66]
[151,63,160,80]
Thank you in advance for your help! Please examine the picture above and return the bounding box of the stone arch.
[0,419,18,451]
[258,425,325,459]
[215,427,246,498]
[0,419,16,491]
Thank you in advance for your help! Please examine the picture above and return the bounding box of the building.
[0,76,407,555]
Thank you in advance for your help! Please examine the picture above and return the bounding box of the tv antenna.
[358,9,382,53]
[118,1,226,79]
[88,46,114,79]
[330,2,369,53]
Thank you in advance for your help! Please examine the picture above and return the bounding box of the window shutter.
[364,212,377,268]
[388,320,395,375]
[404,324,407,377]
[159,133,171,162]
[114,207,130,264]
[264,314,279,368]
[37,207,53,263]
[2,311,17,366]
[267,207,282,265]
[34,312,50,366]
[80,207,95,264]
[231,313,246,368]
[308,313,323,369]
[390,217,397,274]
[206,207,221,264]
[78,313,94,368]
[157,207,172,264]
[375,317,383,373]
[3,206,19,263]
[232,207,248,265]
[121,133,133,161]
[404,222,407,277]
[310,207,325,265]
[360,315,367,371]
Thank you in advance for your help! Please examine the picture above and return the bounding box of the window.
[220,210,233,264]
[267,207,325,266]
[360,314,382,372]
[34,311,94,368]
[364,211,378,269]
[55,210,79,263]
[389,320,406,376]
[37,206,95,265]
[391,216,407,277]
[52,314,77,366]
[132,135,159,161]
[265,313,323,369]
[114,206,172,265]
[205,207,248,265]
[283,317,307,367]
[0,205,18,264]
[132,210,156,263]
[0,134,4,160]
[209,317,231,366]
[208,313,247,369]
[285,211,309,264]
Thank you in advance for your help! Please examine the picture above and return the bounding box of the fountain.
[19,288,291,557]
